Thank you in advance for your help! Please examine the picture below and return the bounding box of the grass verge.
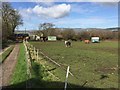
[10,43,55,88]
[29,59,58,88]
[0,45,14,63]
[10,44,27,88]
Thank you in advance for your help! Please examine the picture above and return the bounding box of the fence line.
[39,50,61,67]
[36,47,74,77]
[26,41,82,78]
[25,41,74,76]
[25,41,86,88]
[24,41,61,82]
[23,40,32,88]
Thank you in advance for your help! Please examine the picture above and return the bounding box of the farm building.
[30,35,40,41]
[14,33,29,42]
[91,37,100,43]
[48,36,57,41]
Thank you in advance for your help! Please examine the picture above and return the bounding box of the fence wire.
[25,41,89,88]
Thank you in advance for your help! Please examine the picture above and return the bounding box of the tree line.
[2,2,23,45]
[34,23,118,41]
[1,2,118,45]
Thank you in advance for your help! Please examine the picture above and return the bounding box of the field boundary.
[39,49,75,76]
[26,41,75,77]
[29,41,118,88]
[36,47,83,86]
[24,41,32,77]
[27,41,87,85]
[23,41,61,83]
[24,41,85,88]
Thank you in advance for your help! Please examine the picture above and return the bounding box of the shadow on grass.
[2,59,118,90]
[1,78,119,90]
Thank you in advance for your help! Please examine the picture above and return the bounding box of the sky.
[10,1,118,30]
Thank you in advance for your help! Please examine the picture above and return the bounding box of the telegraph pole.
[25,28,26,34]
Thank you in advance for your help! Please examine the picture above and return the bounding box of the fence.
[24,40,61,82]
[23,40,32,88]
[23,40,88,88]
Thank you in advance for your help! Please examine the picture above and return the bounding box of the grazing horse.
[84,40,90,44]
[65,40,71,47]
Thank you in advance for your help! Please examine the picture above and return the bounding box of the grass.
[29,53,62,88]
[10,43,27,88]
[30,41,118,88]
[29,61,50,88]
[0,45,14,63]
[10,43,57,88]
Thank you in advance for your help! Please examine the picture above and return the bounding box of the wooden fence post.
[37,49,39,62]
[64,66,70,90]
[34,47,36,59]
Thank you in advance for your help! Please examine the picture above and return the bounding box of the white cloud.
[20,4,71,19]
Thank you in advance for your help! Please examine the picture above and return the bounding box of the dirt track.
[0,44,20,88]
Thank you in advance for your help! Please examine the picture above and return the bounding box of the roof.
[91,37,99,39]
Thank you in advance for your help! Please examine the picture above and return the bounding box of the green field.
[31,41,118,88]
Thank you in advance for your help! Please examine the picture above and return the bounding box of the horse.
[84,40,90,44]
[65,40,71,47]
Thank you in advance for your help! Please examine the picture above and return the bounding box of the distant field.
[31,41,118,88]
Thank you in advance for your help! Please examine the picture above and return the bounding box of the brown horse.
[84,40,90,44]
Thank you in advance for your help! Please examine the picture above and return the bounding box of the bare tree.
[38,23,55,36]
[2,2,23,41]
[39,23,54,31]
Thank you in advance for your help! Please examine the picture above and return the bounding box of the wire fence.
[23,40,119,89]
[24,40,89,88]
[23,40,32,88]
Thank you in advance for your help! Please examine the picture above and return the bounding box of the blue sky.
[10,2,118,30]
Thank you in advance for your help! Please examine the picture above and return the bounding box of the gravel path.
[0,44,20,88]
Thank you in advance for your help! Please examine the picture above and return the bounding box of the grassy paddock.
[0,45,14,63]
[31,41,118,88]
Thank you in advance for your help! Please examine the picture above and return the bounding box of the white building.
[91,37,100,43]
[30,35,40,41]
[48,36,57,41]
